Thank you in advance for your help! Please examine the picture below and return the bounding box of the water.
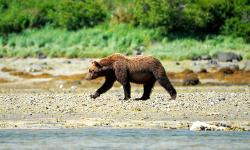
[0,128,249,150]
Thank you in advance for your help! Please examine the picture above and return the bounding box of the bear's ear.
[92,61,102,68]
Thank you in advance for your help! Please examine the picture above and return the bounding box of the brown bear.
[86,53,177,100]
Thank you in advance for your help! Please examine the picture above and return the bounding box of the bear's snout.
[85,74,93,80]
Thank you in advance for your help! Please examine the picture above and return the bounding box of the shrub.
[0,0,107,34]
[133,0,171,29]
[48,0,107,30]
[132,0,247,35]
[111,6,133,24]
[0,0,57,35]
[167,0,210,33]
[167,0,236,33]
[222,1,250,42]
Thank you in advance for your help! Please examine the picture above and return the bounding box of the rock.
[192,55,211,61]
[63,60,71,64]
[190,121,226,131]
[243,61,250,71]
[216,122,231,128]
[217,52,242,62]
[132,46,144,55]
[201,55,212,60]
[218,97,226,101]
[70,86,77,92]
[37,53,47,59]
[25,64,43,72]
[207,59,219,68]
[183,74,200,86]
[59,84,64,89]
[228,64,239,70]
[198,68,207,73]
[192,56,200,61]
[219,64,239,74]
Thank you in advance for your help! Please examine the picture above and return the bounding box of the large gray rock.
[217,52,242,62]
[243,61,250,71]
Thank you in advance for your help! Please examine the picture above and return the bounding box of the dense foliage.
[0,0,107,34]
[133,0,250,41]
[0,0,249,42]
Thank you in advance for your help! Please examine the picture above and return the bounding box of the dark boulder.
[192,56,200,61]
[37,52,47,59]
[198,68,207,73]
[219,64,239,75]
[183,74,200,86]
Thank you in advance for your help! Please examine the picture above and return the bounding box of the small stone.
[59,84,64,89]
[218,98,226,101]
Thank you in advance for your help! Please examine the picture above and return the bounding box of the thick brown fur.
[86,53,177,100]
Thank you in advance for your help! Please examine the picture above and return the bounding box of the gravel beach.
[0,85,249,130]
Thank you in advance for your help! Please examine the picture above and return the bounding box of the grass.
[0,23,250,60]
[146,36,250,60]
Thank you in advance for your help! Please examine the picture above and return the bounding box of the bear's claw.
[90,92,100,99]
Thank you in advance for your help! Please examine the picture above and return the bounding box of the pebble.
[0,86,249,130]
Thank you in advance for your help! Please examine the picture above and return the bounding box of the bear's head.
[86,61,108,80]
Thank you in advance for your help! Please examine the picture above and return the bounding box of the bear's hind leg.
[153,69,177,100]
[157,76,176,99]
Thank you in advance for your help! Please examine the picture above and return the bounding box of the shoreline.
[0,86,249,131]
[0,119,249,131]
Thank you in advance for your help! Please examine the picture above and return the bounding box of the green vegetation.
[1,24,249,60]
[0,0,249,59]
[146,36,250,60]
[0,24,160,58]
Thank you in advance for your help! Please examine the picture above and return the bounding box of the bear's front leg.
[113,62,131,100]
[90,77,115,99]
[122,82,131,100]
